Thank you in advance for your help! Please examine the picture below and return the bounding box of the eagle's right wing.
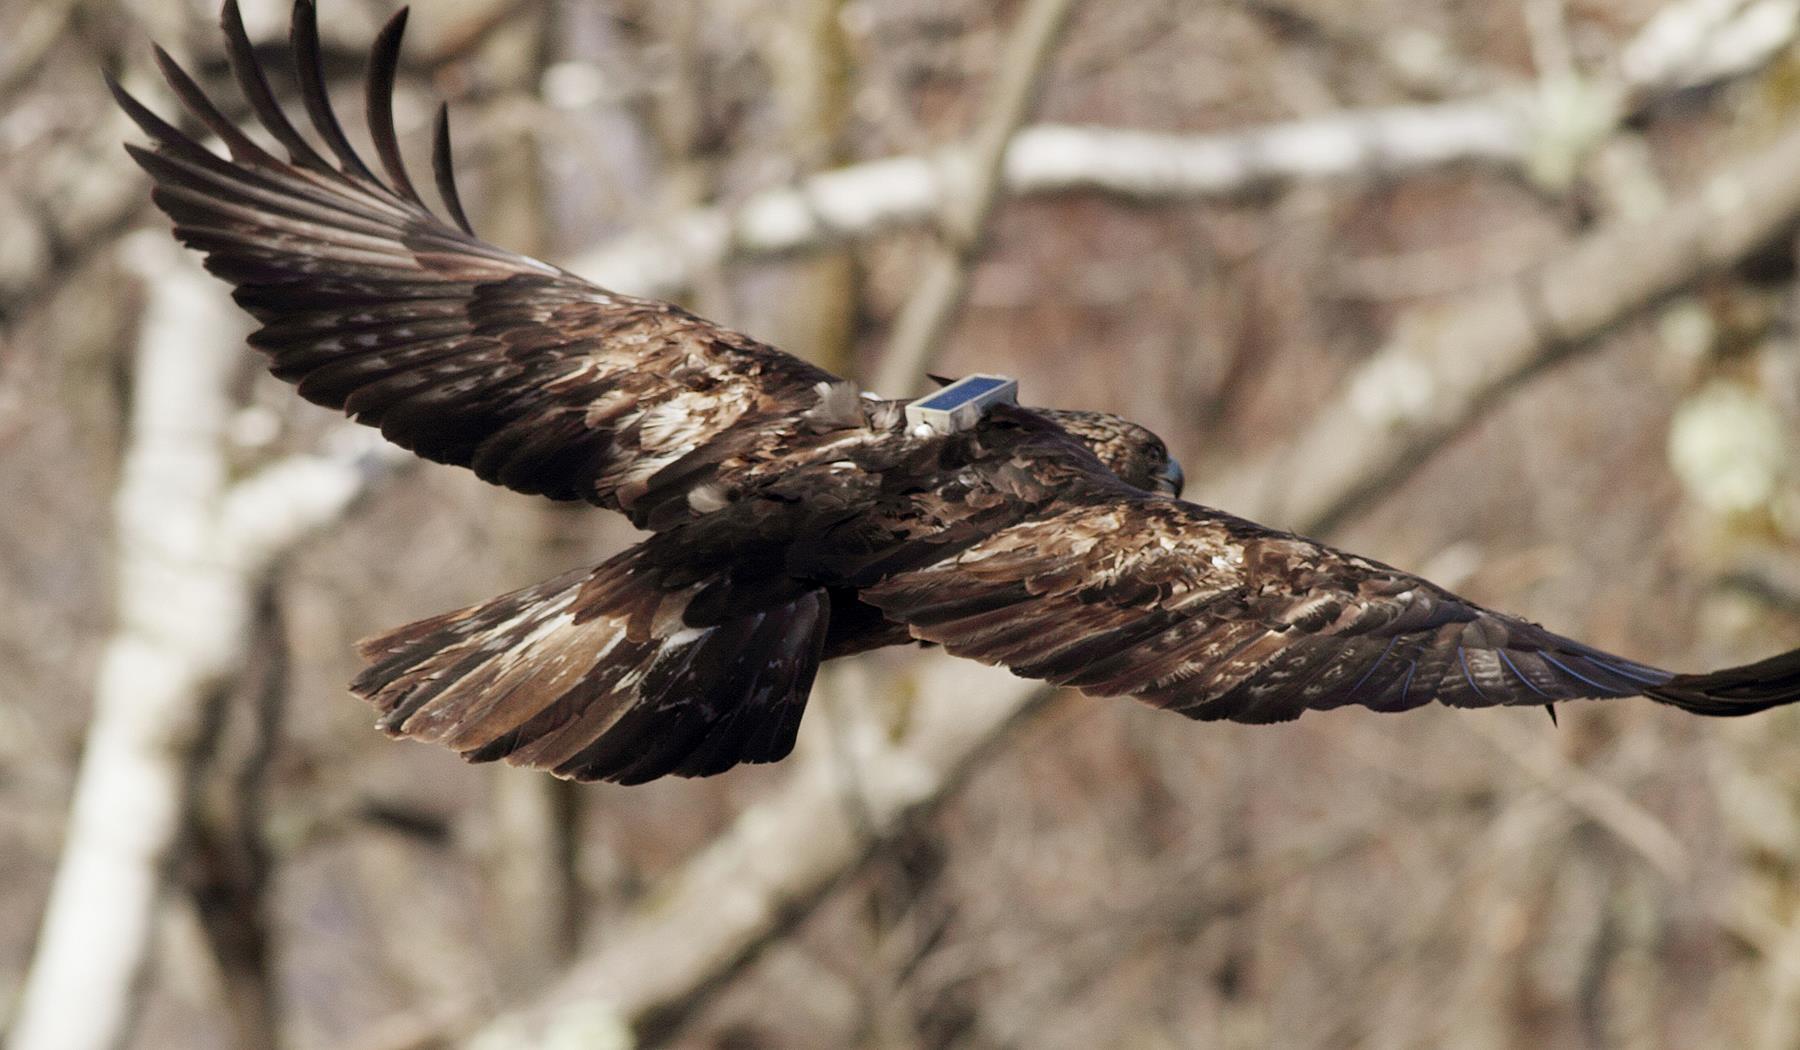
[110,1,848,523]
[859,494,1798,722]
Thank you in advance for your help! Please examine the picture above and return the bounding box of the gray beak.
[1154,458,1185,498]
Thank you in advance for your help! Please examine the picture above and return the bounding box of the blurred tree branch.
[0,143,149,328]
[13,0,1788,335]
[1201,117,1800,534]
[478,3,588,993]
[1466,715,1690,881]
[569,0,1800,315]
[870,0,1080,395]
[1722,549,1800,614]
[570,104,1532,305]
[465,664,1055,1049]
[6,237,405,1050]
[0,0,84,104]
[753,0,859,373]
[1622,0,1800,102]
[184,577,290,1050]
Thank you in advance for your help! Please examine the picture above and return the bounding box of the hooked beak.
[1154,458,1185,498]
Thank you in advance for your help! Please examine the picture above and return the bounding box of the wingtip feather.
[431,103,477,236]
[101,69,135,113]
[1650,646,1800,716]
[290,0,381,183]
[149,42,276,165]
[365,7,424,206]
[221,0,333,172]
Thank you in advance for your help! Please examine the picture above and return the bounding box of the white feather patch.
[803,380,864,430]
[687,482,730,514]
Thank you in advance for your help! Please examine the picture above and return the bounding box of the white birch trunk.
[8,236,398,1050]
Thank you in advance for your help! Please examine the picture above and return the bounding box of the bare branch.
[1202,118,1800,535]
[6,238,403,1050]
[1466,714,1690,881]
[1622,0,1800,101]
[870,0,1080,395]
[185,579,289,1050]
[570,104,1531,303]
[464,664,1054,1048]
[563,0,1800,307]
[7,234,241,1050]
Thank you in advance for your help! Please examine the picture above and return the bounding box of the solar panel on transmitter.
[903,374,1019,435]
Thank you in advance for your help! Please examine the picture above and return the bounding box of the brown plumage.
[114,2,1800,784]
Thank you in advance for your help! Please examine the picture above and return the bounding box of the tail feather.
[1647,647,1800,716]
[351,547,828,783]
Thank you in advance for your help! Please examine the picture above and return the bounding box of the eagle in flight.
[112,2,1800,784]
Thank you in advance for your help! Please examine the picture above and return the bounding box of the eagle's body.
[113,2,1800,784]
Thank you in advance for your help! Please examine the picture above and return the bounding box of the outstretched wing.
[862,496,1680,723]
[110,1,848,522]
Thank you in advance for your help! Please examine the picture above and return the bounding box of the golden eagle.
[111,2,1800,784]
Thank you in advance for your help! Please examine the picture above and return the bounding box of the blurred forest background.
[5,0,1800,1047]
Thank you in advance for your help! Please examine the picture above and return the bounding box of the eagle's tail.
[351,548,828,784]
[1644,647,1800,716]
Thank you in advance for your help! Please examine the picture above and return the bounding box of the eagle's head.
[1036,409,1185,498]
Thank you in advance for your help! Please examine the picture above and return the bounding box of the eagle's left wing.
[860,495,1796,722]
[109,2,849,524]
